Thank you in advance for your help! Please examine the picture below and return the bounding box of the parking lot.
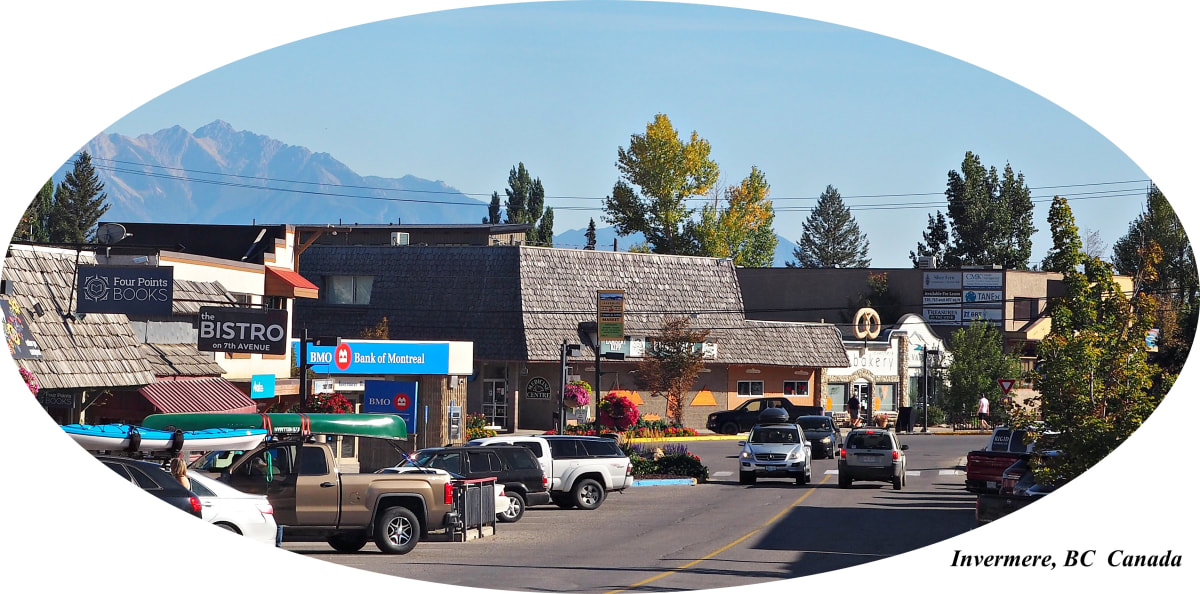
[284,434,986,591]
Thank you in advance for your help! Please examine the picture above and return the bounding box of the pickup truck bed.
[965,427,1036,494]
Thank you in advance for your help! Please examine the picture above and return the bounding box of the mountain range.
[56,121,797,265]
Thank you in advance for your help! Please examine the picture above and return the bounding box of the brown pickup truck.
[192,437,458,554]
[965,427,1037,494]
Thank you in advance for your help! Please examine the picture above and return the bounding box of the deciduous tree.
[944,320,1022,424]
[604,113,719,255]
[695,166,777,267]
[943,152,1035,269]
[634,316,710,426]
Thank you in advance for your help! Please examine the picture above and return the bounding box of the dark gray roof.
[295,245,848,367]
[3,245,155,390]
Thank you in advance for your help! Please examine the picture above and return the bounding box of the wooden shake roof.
[3,245,155,390]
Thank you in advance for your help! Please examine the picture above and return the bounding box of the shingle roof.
[294,245,848,367]
[139,343,225,377]
[2,245,155,390]
[171,279,236,315]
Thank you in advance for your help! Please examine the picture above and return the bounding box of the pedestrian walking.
[846,394,861,428]
[977,394,991,429]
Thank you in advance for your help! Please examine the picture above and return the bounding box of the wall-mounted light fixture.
[32,302,45,317]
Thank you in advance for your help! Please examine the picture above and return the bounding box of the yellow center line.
[604,474,831,594]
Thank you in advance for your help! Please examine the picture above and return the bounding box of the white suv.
[468,434,633,510]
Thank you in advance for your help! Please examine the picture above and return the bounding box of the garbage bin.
[897,407,915,432]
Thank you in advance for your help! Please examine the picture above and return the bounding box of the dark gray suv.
[837,428,908,490]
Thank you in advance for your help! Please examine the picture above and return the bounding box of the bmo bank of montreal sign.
[76,265,173,316]
[197,307,289,355]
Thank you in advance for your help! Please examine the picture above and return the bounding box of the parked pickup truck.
[965,426,1039,494]
[192,437,457,554]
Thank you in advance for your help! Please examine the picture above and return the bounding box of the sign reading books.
[75,265,173,316]
[198,307,289,355]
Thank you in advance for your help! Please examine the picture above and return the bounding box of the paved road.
[283,434,988,592]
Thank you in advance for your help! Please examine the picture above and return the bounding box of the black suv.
[96,455,203,518]
[411,445,550,522]
[795,415,842,459]
[707,398,819,434]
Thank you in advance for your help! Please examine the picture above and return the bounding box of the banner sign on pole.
[597,290,625,342]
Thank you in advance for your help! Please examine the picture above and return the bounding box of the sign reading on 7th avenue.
[597,290,625,342]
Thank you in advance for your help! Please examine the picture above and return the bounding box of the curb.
[627,435,741,444]
[632,478,698,487]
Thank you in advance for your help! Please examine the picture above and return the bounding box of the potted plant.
[564,380,592,408]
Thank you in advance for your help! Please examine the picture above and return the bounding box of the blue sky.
[96,2,1149,266]
[3,2,1198,592]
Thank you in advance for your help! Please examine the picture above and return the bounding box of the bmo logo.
[335,343,353,371]
[393,392,412,412]
[309,351,333,364]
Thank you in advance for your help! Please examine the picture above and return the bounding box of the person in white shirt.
[977,394,991,429]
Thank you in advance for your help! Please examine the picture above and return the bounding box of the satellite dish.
[96,223,129,245]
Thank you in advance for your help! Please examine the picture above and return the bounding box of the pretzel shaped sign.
[853,307,882,339]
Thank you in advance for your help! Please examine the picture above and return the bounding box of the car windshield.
[749,427,800,444]
[797,418,832,432]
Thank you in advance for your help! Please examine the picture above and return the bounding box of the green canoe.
[141,412,407,440]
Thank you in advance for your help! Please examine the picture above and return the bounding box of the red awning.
[265,266,319,299]
[139,377,258,414]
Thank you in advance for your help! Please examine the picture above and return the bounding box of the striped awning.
[139,377,258,414]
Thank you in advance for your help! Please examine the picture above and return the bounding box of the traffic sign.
[997,378,1016,395]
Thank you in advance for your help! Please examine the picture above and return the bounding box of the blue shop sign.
[293,340,452,375]
[250,374,276,399]
[363,380,419,431]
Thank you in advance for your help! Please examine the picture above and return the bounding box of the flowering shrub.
[303,392,354,413]
[564,380,592,407]
[597,391,639,430]
[622,442,708,481]
[466,413,496,440]
[20,367,39,396]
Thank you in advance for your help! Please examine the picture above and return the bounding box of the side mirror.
[901,444,909,451]
[738,441,745,446]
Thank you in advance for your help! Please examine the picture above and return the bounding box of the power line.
[89,157,1151,214]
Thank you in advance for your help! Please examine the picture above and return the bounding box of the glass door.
[483,379,508,429]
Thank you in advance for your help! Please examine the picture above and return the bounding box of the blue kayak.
[61,424,269,452]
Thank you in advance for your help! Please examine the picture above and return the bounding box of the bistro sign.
[198,307,289,355]
[75,265,173,316]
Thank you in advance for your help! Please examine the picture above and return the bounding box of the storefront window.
[736,380,764,397]
[783,380,809,397]
[874,383,897,411]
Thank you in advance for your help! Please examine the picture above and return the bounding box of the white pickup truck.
[469,434,633,510]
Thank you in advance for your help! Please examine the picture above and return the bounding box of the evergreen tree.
[49,151,110,244]
[1041,196,1083,273]
[584,219,597,250]
[483,191,502,224]
[17,179,55,242]
[788,185,869,268]
[503,163,553,245]
[943,152,1036,269]
[909,211,950,267]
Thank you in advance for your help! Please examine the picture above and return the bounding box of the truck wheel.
[327,533,368,553]
[571,479,604,510]
[739,471,756,485]
[498,492,525,523]
[721,422,739,435]
[838,474,851,488]
[374,507,419,555]
[892,473,903,490]
[551,492,576,509]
